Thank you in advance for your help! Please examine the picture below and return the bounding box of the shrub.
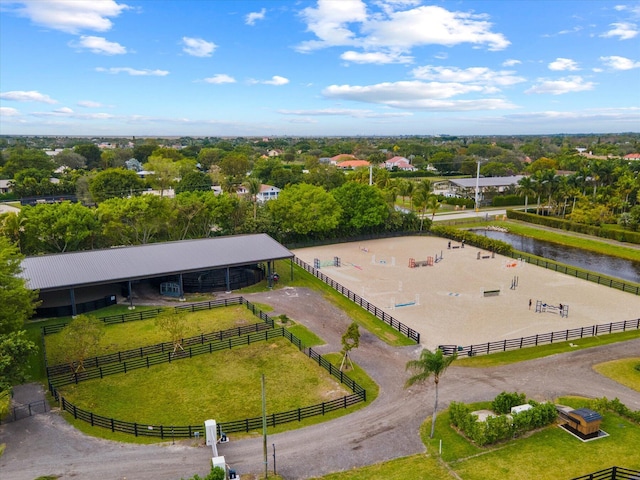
[492,391,527,414]
[429,226,513,255]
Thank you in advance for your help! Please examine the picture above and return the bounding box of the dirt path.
[1,288,639,480]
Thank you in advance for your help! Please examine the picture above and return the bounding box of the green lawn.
[593,357,640,393]
[45,305,259,365]
[57,337,351,426]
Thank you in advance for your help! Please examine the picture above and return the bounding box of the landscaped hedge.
[492,391,526,415]
[491,195,525,207]
[590,397,640,424]
[429,225,514,255]
[449,394,557,446]
[506,210,640,245]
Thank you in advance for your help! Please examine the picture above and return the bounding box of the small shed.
[565,408,603,439]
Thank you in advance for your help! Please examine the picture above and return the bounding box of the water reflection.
[476,230,640,283]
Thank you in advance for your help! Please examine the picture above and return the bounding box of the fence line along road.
[440,318,640,357]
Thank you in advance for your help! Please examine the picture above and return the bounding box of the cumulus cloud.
[411,65,525,88]
[340,50,413,64]
[297,1,510,59]
[53,107,74,114]
[601,22,638,40]
[525,76,596,95]
[7,0,129,34]
[95,67,169,76]
[0,107,20,117]
[181,37,216,57]
[0,90,57,103]
[70,35,127,55]
[322,80,517,111]
[502,59,521,67]
[599,55,640,70]
[77,100,104,108]
[548,58,580,71]
[203,74,237,84]
[250,75,289,86]
[245,8,266,25]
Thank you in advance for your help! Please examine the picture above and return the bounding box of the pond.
[475,229,640,284]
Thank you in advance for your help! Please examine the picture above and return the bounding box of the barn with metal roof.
[20,234,294,317]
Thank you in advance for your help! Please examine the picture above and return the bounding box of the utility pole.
[474,159,482,213]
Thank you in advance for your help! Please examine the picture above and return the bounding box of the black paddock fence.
[508,251,640,296]
[42,296,248,335]
[440,318,640,357]
[571,466,640,480]
[0,400,49,424]
[46,300,367,438]
[294,257,420,343]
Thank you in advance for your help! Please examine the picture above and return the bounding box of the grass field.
[593,357,640,393]
[310,396,640,479]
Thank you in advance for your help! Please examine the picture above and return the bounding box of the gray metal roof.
[20,234,293,291]
[450,175,524,188]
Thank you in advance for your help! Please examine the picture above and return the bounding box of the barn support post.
[267,262,273,289]
[290,257,294,281]
[178,274,185,301]
[69,288,77,317]
[128,280,134,309]
[225,267,231,293]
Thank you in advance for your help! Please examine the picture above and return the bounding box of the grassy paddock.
[45,305,259,365]
[57,337,350,426]
[593,357,640,393]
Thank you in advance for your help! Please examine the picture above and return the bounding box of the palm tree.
[412,189,429,231]
[405,348,457,438]
[426,194,441,221]
[244,177,262,220]
[516,176,535,213]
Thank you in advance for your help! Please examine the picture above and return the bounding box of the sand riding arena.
[294,236,640,350]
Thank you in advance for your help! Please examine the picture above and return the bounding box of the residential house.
[383,156,417,171]
[0,179,12,195]
[336,160,371,170]
[256,184,280,202]
[624,153,640,160]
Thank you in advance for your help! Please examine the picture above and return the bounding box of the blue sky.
[1,0,639,137]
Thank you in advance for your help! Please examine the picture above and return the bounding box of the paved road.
[1,287,639,480]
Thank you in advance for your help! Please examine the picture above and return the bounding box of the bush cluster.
[181,466,225,480]
[429,225,514,255]
[589,397,640,424]
[506,210,640,244]
[449,392,557,447]
[491,391,526,414]
[491,195,525,207]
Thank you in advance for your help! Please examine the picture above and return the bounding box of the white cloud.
[548,58,580,71]
[297,1,509,56]
[322,80,517,111]
[0,90,57,103]
[411,65,525,88]
[278,108,413,118]
[71,35,127,55]
[245,8,266,26]
[599,55,640,70]
[78,100,103,108]
[601,22,638,40]
[181,37,216,57]
[95,67,169,76]
[525,76,596,95]
[252,75,289,86]
[203,74,237,84]
[53,107,74,114]
[340,50,413,64]
[8,0,129,34]
[502,59,521,67]
[0,107,20,117]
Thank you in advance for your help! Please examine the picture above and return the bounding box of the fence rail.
[294,257,420,343]
[46,321,273,376]
[42,297,245,335]
[0,400,48,424]
[48,300,367,438]
[571,466,640,480]
[509,251,640,296]
[440,318,640,357]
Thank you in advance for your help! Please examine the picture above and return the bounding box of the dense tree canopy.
[89,168,146,203]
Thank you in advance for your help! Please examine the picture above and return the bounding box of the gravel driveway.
[1,287,639,480]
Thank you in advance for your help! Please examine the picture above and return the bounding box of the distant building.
[448,175,524,204]
[383,156,416,171]
[330,154,357,165]
[256,184,280,202]
[0,179,12,194]
[336,160,371,169]
[624,153,640,160]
